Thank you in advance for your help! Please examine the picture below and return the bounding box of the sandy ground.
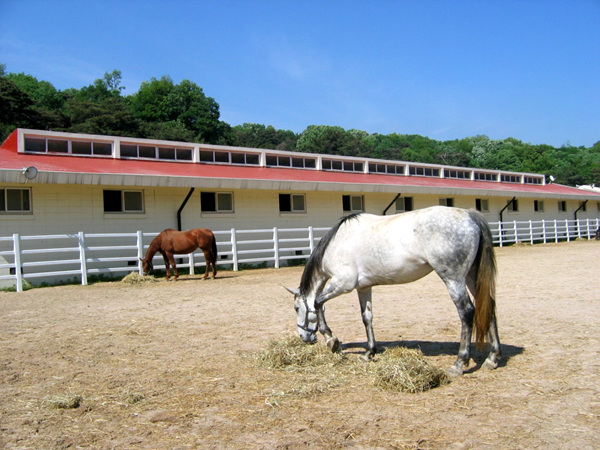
[0,240,599,449]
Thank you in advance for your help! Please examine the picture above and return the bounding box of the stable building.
[1,128,599,238]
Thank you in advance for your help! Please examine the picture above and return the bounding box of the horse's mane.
[299,213,362,296]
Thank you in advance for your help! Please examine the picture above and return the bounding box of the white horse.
[287,206,501,376]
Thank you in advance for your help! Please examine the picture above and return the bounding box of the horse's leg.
[357,286,377,361]
[316,307,339,352]
[467,273,502,370]
[201,249,211,279]
[161,252,172,280]
[444,278,474,376]
[483,312,501,369]
[314,278,353,352]
[167,253,179,280]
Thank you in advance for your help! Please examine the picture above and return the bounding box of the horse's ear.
[284,286,299,296]
[139,257,144,262]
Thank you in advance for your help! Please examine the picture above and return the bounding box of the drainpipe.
[177,188,195,231]
[499,197,516,224]
[573,200,588,221]
[383,193,402,215]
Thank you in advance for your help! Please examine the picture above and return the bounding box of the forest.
[1,66,599,187]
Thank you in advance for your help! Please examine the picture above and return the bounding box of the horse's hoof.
[483,356,499,370]
[447,366,463,378]
[326,337,340,353]
[359,353,373,363]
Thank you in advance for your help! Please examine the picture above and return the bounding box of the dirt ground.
[0,240,599,449]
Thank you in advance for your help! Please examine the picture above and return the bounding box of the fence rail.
[1,218,598,291]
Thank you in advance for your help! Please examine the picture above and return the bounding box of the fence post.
[188,253,195,275]
[273,227,280,269]
[528,220,533,243]
[541,220,546,243]
[231,228,238,271]
[308,226,315,253]
[497,222,503,247]
[566,219,571,242]
[78,231,88,286]
[513,221,518,244]
[13,233,23,292]
[137,230,144,274]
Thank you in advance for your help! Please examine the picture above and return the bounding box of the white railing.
[0,227,330,292]
[489,218,599,247]
[0,219,598,291]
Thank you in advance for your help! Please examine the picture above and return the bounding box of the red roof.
[1,129,598,199]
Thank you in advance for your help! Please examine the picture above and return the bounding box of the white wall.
[1,183,599,237]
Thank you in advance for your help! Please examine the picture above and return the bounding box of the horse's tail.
[210,234,218,269]
[469,210,497,349]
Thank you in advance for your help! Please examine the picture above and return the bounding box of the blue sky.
[1,0,598,147]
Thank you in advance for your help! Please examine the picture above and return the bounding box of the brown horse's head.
[139,257,153,274]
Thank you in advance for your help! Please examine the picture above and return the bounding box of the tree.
[4,72,66,131]
[74,70,125,102]
[130,76,224,143]
[296,125,371,156]
[230,123,298,150]
[0,77,43,140]
[63,97,139,137]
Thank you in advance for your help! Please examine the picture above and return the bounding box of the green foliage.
[130,76,224,143]
[0,65,598,186]
[295,125,371,157]
[231,123,298,150]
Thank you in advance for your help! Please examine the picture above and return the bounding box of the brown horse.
[140,228,218,280]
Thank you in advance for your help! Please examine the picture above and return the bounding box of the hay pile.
[43,394,83,409]
[254,333,344,369]
[254,335,450,396]
[121,272,157,284]
[373,347,450,393]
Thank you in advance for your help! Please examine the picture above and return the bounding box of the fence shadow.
[341,339,523,370]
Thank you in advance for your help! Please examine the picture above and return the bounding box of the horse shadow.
[340,340,524,371]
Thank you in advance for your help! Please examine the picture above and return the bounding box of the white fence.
[1,218,598,292]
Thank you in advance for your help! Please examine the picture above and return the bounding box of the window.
[72,140,112,155]
[103,190,144,213]
[322,159,363,172]
[25,136,112,156]
[534,200,544,212]
[558,201,567,212]
[508,199,519,212]
[439,198,454,207]
[0,188,31,213]
[409,166,440,177]
[578,201,587,212]
[445,169,471,179]
[395,196,413,212]
[279,194,305,213]
[475,198,489,212]
[474,172,498,182]
[201,192,234,213]
[368,163,405,175]
[525,176,543,185]
[122,144,192,161]
[342,195,364,212]
[501,174,521,183]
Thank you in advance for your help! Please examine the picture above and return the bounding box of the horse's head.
[285,287,318,343]
[139,257,153,275]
